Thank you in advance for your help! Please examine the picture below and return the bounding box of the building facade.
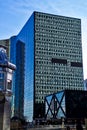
[10,36,25,118]
[0,39,10,58]
[10,12,84,121]
[45,90,87,119]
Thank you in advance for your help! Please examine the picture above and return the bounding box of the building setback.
[10,11,84,121]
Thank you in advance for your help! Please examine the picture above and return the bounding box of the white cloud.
[1,0,87,78]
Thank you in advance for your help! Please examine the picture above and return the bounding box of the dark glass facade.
[45,90,87,119]
[10,37,25,118]
[15,40,25,118]
[10,12,84,121]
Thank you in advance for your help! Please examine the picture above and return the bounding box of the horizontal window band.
[51,58,67,64]
[71,62,82,67]
[51,58,82,67]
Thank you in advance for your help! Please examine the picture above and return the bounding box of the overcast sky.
[0,0,87,79]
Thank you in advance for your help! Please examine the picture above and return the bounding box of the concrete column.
[0,92,11,130]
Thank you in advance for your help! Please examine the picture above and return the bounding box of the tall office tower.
[10,12,84,121]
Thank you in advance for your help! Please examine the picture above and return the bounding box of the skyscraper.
[10,11,84,121]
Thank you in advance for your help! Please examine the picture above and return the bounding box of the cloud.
[0,0,64,15]
[1,0,87,19]
[1,0,87,78]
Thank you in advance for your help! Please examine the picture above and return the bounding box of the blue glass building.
[10,12,84,121]
[10,13,34,121]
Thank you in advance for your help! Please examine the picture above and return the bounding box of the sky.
[0,0,87,79]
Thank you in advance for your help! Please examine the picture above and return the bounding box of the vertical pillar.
[0,92,11,130]
[0,99,4,129]
[61,117,64,128]
[85,118,87,130]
